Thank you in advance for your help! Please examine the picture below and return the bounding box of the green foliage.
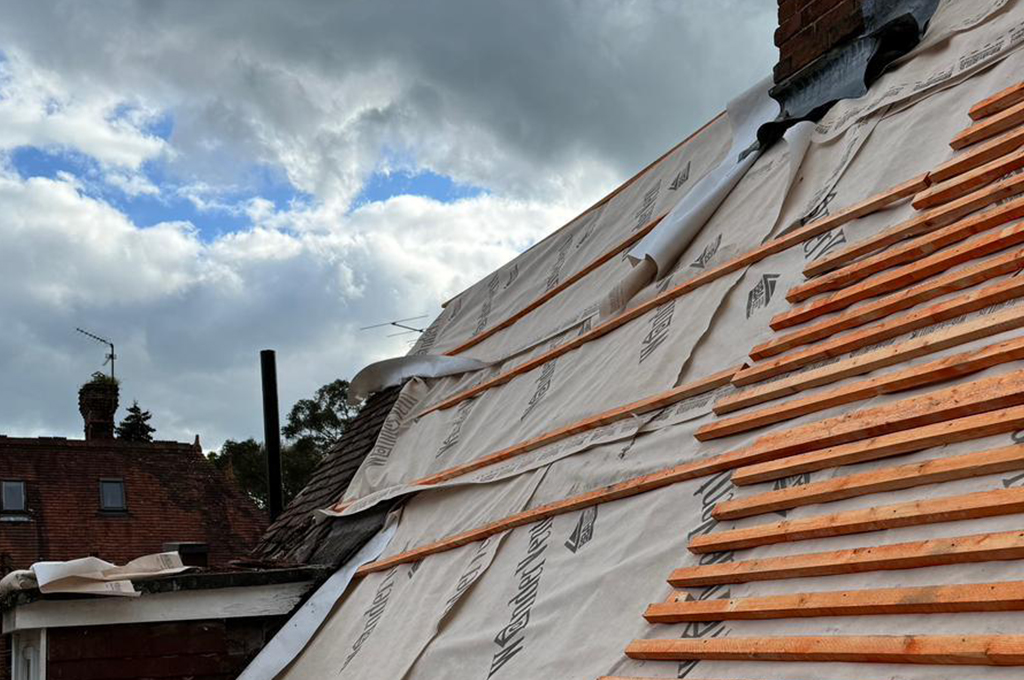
[209,377,363,508]
[282,379,360,450]
[208,437,324,508]
[115,400,156,442]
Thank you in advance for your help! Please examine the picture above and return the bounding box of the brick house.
[0,377,272,679]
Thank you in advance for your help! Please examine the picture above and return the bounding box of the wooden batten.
[331,366,739,514]
[971,82,1024,121]
[668,529,1024,587]
[778,219,1024,329]
[644,579,1024,622]
[791,193,1024,303]
[688,487,1024,554]
[731,403,1024,486]
[715,444,1024,520]
[717,370,1024,466]
[421,174,927,415]
[716,302,1024,414]
[355,372,1019,576]
[952,99,1024,150]
[756,245,1024,360]
[700,337,1024,441]
[930,124,1024,184]
[392,367,736,500]
[732,276,1024,387]
[624,635,1024,665]
[913,146,1024,209]
[445,112,733,356]
[355,444,766,575]
[445,213,666,356]
[803,171,1024,279]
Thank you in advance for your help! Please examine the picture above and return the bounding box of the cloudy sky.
[0,0,775,450]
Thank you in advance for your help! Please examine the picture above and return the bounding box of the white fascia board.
[3,581,312,633]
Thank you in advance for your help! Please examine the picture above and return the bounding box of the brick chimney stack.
[78,375,119,441]
[775,0,867,85]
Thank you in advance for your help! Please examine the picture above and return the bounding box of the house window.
[2,480,26,512]
[100,479,126,511]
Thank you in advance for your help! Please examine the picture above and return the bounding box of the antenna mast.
[360,314,429,336]
[75,328,117,379]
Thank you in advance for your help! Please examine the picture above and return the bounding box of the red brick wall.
[775,0,867,83]
[0,439,267,572]
[45,618,281,680]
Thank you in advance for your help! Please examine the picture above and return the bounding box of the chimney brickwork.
[78,378,119,441]
[775,0,866,84]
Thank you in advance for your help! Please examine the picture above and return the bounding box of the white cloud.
[0,0,776,448]
[0,51,167,169]
[0,165,574,446]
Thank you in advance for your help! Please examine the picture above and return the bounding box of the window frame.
[2,480,26,513]
[99,478,127,512]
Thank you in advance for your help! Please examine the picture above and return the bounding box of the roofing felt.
[0,436,267,570]
[254,2,1024,679]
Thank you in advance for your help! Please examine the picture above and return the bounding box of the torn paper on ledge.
[31,552,190,597]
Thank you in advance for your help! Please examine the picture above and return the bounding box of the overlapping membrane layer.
[274,2,1024,677]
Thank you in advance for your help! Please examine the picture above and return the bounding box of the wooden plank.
[699,337,1024,441]
[716,302,1024,414]
[791,193,1024,303]
[731,403,1024,486]
[784,216,1024,327]
[757,242,1024,359]
[624,635,1024,665]
[445,213,666,356]
[913,146,1024,209]
[440,112,727,354]
[645,579,1024,622]
[716,370,1024,465]
[357,372,987,575]
[971,82,1024,120]
[332,365,739,513]
[668,529,1024,587]
[716,444,1024,520]
[952,99,1024,150]
[771,224,1024,338]
[688,487,1024,554]
[420,175,929,415]
[803,170,1024,279]
[732,276,1024,387]
[931,123,1024,183]
[354,445,764,575]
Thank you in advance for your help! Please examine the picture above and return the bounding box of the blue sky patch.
[11,144,310,241]
[352,169,485,209]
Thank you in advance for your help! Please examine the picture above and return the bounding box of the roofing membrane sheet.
[257,1,1024,677]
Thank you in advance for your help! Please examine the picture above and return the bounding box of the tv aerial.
[76,328,117,379]
[360,315,428,338]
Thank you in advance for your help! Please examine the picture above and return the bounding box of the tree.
[209,378,364,508]
[208,437,324,508]
[116,400,156,442]
[282,379,360,451]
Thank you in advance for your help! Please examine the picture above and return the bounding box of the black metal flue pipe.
[260,349,284,522]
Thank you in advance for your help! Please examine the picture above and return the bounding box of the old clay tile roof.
[251,385,402,564]
[0,436,267,571]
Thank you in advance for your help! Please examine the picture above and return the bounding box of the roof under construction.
[242,2,1024,678]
